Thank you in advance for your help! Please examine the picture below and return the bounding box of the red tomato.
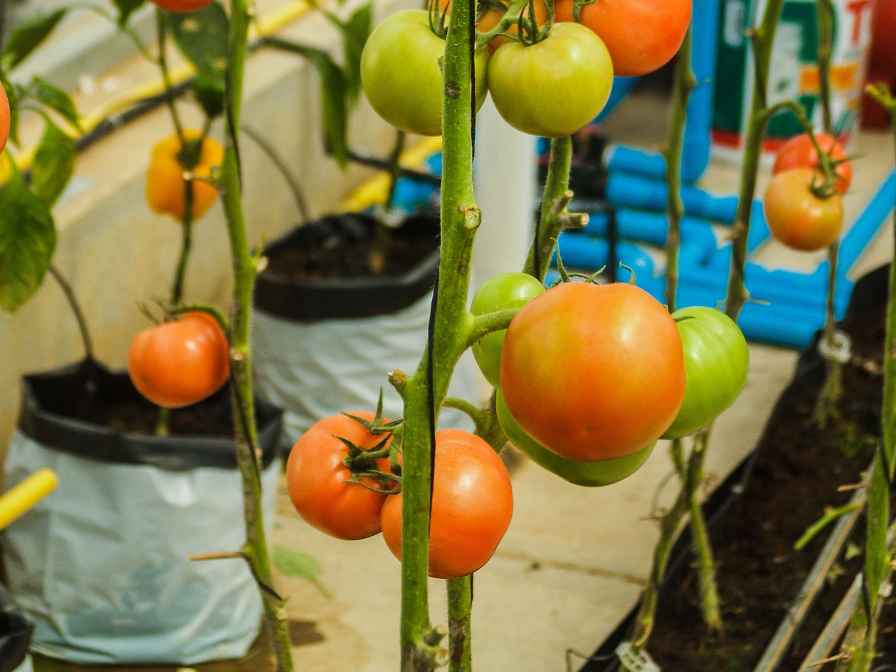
[0,84,9,154]
[501,282,685,461]
[128,312,230,409]
[764,168,845,252]
[151,0,213,11]
[287,413,393,540]
[554,0,692,76]
[380,430,513,579]
[773,132,852,194]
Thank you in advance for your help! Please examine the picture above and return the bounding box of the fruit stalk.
[220,1,294,670]
[837,84,896,672]
[813,0,843,427]
[398,0,481,666]
[631,29,699,647]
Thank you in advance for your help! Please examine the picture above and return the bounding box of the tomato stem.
[475,0,529,49]
[447,577,473,672]
[217,1,295,670]
[525,135,575,280]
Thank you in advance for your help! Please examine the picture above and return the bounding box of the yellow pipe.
[340,136,443,212]
[14,1,314,172]
[0,469,59,530]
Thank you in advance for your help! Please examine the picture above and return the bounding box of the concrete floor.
[263,106,896,669]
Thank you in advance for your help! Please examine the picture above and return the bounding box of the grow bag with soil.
[0,586,33,672]
[253,211,479,443]
[583,263,896,671]
[2,360,283,666]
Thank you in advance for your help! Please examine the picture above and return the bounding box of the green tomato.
[361,9,490,136]
[496,391,653,487]
[664,307,749,439]
[487,22,614,137]
[471,272,545,386]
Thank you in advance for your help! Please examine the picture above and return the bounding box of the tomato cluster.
[765,133,850,252]
[361,1,693,138]
[286,415,513,579]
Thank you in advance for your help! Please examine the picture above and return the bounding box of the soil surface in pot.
[644,267,896,670]
[264,211,439,281]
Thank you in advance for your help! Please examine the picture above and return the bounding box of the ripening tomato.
[764,169,844,252]
[471,272,545,386]
[663,307,749,439]
[151,0,213,12]
[496,391,653,487]
[147,131,224,221]
[0,84,9,154]
[361,9,489,136]
[501,282,685,461]
[555,0,692,77]
[380,429,513,579]
[773,133,852,194]
[287,413,393,540]
[128,312,230,409]
[488,23,614,137]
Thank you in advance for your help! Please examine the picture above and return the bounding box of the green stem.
[686,431,722,632]
[155,8,186,143]
[385,130,407,212]
[220,1,294,670]
[525,135,578,281]
[838,86,896,672]
[816,0,835,135]
[48,264,94,361]
[448,577,473,672]
[170,183,195,306]
[399,0,480,667]
[241,124,312,224]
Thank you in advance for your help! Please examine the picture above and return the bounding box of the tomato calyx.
[338,390,404,494]
[570,0,595,22]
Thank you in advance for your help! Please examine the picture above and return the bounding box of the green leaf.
[31,77,81,131]
[272,546,320,581]
[338,2,373,103]
[0,173,56,312]
[114,0,145,26]
[167,3,228,89]
[191,73,225,120]
[31,120,76,207]
[3,10,67,71]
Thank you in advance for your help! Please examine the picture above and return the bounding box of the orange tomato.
[501,282,685,461]
[146,131,223,221]
[0,84,9,154]
[151,0,213,12]
[380,429,513,579]
[554,0,692,77]
[128,312,230,409]
[773,132,852,194]
[287,413,393,540]
[764,169,844,252]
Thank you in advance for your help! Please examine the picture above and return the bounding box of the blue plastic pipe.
[607,172,740,223]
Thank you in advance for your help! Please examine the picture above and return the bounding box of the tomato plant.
[287,413,393,540]
[151,0,214,12]
[361,9,489,136]
[554,0,692,77]
[764,168,844,252]
[496,391,653,486]
[488,22,614,137]
[773,132,852,194]
[471,272,545,386]
[146,131,224,221]
[380,429,513,579]
[128,312,230,409]
[663,307,749,438]
[501,282,685,461]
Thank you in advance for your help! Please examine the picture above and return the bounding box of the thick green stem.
[838,86,896,672]
[525,136,576,281]
[448,578,473,672]
[686,431,722,631]
[399,0,480,667]
[725,0,787,320]
[219,1,294,670]
[48,264,94,361]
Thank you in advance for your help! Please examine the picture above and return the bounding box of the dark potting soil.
[646,266,896,671]
[264,212,439,282]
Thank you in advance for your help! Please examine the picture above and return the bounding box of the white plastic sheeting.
[2,431,281,665]
[254,292,482,447]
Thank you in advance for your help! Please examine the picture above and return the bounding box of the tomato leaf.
[192,72,225,120]
[167,3,228,88]
[31,120,76,207]
[335,2,373,103]
[31,77,81,131]
[114,0,145,26]
[271,545,331,597]
[0,173,56,312]
[2,10,67,71]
